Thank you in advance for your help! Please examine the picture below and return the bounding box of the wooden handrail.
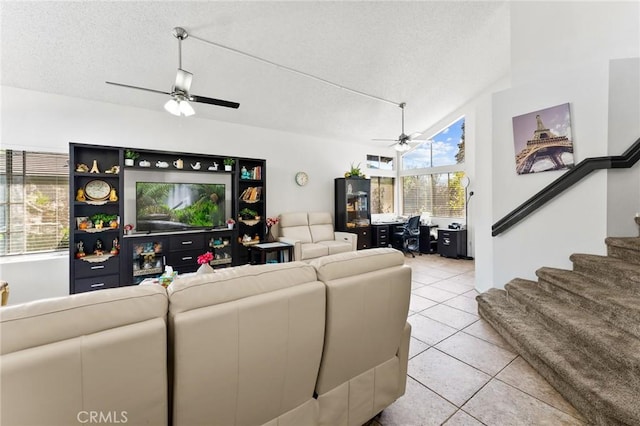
[492,137,640,237]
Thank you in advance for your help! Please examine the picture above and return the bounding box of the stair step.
[477,289,640,426]
[505,277,640,372]
[606,237,640,265]
[570,253,640,290]
[536,267,640,339]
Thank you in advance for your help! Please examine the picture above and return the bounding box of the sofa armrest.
[397,321,411,397]
[278,237,301,261]
[334,231,357,251]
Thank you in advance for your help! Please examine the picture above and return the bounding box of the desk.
[371,222,405,248]
[250,242,294,264]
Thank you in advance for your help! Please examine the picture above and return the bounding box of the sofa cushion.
[308,212,336,243]
[280,212,313,243]
[0,286,169,426]
[301,243,329,260]
[167,262,325,426]
[168,262,318,314]
[1,285,168,355]
[309,248,411,395]
[310,224,335,243]
[317,240,353,255]
[310,247,405,282]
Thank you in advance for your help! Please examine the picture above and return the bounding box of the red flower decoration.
[266,217,279,227]
[197,252,214,265]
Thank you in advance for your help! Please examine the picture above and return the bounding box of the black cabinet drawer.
[74,257,120,278]
[168,250,202,268]
[356,227,371,250]
[169,234,205,251]
[74,274,120,293]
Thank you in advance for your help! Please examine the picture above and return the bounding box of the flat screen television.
[136,182,226,232]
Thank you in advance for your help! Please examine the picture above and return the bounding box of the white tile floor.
[370,254,586,426]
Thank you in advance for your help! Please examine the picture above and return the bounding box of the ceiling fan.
[373,102,425,152]
[106,27,239,116]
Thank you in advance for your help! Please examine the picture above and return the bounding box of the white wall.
[607,57,640,237]
[1,86,393,304]
[481,1,640,291]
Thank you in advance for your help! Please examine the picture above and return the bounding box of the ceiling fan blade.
[174,69,193,93]
[372,138,398,142]
[191,95,240,109]
[105,81,170,96]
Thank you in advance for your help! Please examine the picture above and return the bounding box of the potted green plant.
[239,208,258,220]
[90,213,118,229]
[344,162,366,178]
[124,150,139,166]
[223,158,235,171]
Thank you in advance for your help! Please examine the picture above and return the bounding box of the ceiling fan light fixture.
[164,97,195,117]
[179,99,195,116]
[164,98,180,116]
[394,142,411,152]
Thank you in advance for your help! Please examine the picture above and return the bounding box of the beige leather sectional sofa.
[0,248,411,426]
[278,212,357,261]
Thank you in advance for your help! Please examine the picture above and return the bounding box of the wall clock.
[295,171,309,186]
[84,179,111,201]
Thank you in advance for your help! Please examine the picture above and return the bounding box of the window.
[0,150,69,255]
[401,117,466,218]
[370,177,395,214]
[366,155,394,171]
[402,172,465,218]
[402,117,465,169]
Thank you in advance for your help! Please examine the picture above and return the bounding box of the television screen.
[136,182,226,232]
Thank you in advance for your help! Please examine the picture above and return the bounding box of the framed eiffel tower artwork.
[512,103,575,175]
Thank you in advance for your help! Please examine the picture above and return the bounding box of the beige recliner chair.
[278,212,357,261]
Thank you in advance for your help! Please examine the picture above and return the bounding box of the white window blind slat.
[0,149,69,255]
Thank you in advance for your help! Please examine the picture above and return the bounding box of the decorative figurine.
[89,160,100,173]
[105,165,120,174]
[241,166,251,180]
[76,163,89,173]
[94,238,104,255]
[76,241,86,258]
[109,188,118,202]
[110,238,119,255]
[76,188,86,202]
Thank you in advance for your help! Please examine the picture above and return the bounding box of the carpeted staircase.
[477,220,640,426]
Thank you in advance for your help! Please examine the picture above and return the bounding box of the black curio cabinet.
[334,177,372,250]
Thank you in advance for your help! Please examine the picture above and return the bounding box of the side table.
[250,242,294,264]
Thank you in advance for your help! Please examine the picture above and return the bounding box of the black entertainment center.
[69,143,266,294]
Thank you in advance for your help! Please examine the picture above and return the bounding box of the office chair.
[393,216,421,257]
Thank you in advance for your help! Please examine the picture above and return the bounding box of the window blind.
[0,150,69,255]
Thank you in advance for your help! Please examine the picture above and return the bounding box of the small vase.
[227,223,234,230]
[197,263,214,275]
[265,226,276,243]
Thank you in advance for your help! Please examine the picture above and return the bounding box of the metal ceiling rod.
[173,27,188,70]
[188,32,401,107]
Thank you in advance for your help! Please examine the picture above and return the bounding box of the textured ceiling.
[0,1,510,145]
